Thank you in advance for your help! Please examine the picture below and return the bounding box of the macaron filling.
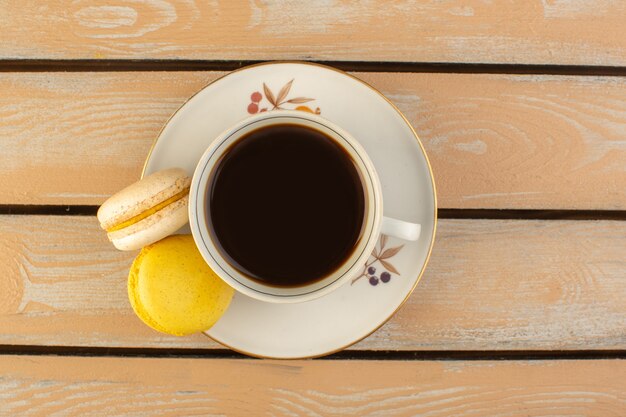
[107,187,190,232]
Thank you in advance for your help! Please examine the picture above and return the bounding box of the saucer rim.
[141,61,438,359]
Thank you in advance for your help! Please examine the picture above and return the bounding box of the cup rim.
[190,110,383,303]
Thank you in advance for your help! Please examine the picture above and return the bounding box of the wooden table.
[1,2,625,415]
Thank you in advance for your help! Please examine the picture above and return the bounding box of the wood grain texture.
[1,72,625,209]
[2,1,626,66]
[1,356,625,416]
[1,215,624,351]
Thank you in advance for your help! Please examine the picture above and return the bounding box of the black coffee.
[207,123,366,287]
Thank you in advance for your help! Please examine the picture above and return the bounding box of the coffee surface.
[208,123,365,287]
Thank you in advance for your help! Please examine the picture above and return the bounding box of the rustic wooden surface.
[1,72,625,209]
[2,1,626,66]
[1,215,625,351]
[2,1,625,416]
[1,356,625,416]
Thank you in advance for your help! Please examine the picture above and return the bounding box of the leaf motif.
[380,234,388,251]
[276,79,294,105]
[286,97,314,104]
[351,273,366,285]
[380,259,400,275]
[372,246,379,258]
[263,83,276,107]
[380,245,404,260]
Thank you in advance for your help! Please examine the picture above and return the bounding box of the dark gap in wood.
[327,350,626,361]
[1,59,625,77]
[0,205,98,216]
[0,345,241,359]
[1,205,624,221]
[0,345,624,361]
[439,209,626,221]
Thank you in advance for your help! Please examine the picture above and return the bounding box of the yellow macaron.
[97,168,191,251]
[128,234,234,336]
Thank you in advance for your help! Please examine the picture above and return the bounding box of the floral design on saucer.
[352,235,404,286]
[247,79,321,114]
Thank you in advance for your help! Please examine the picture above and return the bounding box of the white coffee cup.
[190,110,420,303]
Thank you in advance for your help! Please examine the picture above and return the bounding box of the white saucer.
[143,62,437,358]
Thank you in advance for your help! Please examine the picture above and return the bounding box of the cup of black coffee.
[190,110,420,303]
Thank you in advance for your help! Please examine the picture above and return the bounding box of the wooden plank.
[1,215,624,351]
[1,72,625,210]
[0,356,625,416]
[2,1,626,66]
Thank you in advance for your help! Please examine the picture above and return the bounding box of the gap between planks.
[0,206,625,221]
[0,345,625,361]
[1,59,626,77]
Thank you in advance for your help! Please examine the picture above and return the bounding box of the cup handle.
[381,217,421,241]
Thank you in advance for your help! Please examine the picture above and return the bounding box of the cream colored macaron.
[97,168,191,251]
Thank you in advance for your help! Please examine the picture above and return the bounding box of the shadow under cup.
[190,112,382,303]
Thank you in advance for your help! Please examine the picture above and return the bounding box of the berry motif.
[251,91,262,103]
[352,234,404,287]
[247,103,259,114]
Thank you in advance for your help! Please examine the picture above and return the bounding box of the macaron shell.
[128,235,234,336]
[128,250,170,334]
[98,168,190,231]
[108,195,189,251]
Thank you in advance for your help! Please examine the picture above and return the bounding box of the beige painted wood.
[1,356,625,416]
[1,72,625,209]
[1,215,624,351]
[2,1,626,66]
